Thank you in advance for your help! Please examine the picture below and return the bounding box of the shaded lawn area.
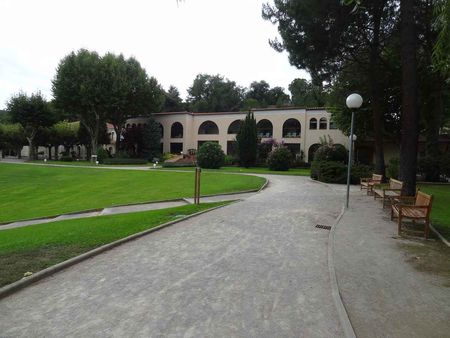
[0,163,265,223]
[0,202,227,287]
[161,166,311,176]
[418,184,450,240]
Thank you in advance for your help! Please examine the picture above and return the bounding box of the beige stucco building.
[125,107,349,162]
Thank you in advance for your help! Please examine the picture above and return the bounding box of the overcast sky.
[0,0,309,109]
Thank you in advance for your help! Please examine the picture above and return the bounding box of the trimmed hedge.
[311,161,373,184]
[311,160,347,183]
[59,156,74,162]
[103,158,148,165]
[161,162,196,168]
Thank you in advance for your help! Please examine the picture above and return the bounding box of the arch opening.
[171,122,183,138]
[198,121,219,135]
[282,118,301,138]
[257,119,273,138]
[228,120,241,134]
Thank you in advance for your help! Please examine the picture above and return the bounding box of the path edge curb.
[430,224,450,247]
[0,201,238,301]
[328,206,357,338]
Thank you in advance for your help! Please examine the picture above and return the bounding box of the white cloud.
[0,0,309,108]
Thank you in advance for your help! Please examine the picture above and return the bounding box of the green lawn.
[161,166,311,176]
[0,163,265,223]
[419,184,450,240]
[29,160,150,167]
[0,202,227,287]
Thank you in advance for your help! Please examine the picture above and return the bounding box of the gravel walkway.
[0,175,345,337]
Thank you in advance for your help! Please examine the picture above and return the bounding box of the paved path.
[0,176,345,337]
[334,191,450,338]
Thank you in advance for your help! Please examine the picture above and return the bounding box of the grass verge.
[0,163,264,223]
[0,202,228,287]
[418,184,450,241]
[160,166,311,176]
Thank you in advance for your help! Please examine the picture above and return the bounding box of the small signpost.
[194,167,202,204]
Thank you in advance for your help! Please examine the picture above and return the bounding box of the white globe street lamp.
[346,94,363,208]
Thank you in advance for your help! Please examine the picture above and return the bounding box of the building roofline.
[153,107,329,117]
[251,106,326,112]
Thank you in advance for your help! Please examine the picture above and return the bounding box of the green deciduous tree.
[101,53,164,151]
[244,81,290,108]
[53,50,164,159]
[53,49,105,160]
[289,78,327,107]
[187,74,244,112]
[236,112,258,167]
[0,123,26,157]
[7,91,55,160]
[53,121,79,157]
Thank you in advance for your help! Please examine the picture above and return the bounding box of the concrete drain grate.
[315,224,332,230]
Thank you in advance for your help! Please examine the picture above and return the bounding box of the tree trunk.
[90,137,98,162]
[369,3,386,177]
[82,113,100,162]
[114,125,121,154]
[27,137,35,160]
[399,0,419,195]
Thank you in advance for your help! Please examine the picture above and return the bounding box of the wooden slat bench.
[360,174,383,195]
[373,178,404,208]
[391,191,433,239]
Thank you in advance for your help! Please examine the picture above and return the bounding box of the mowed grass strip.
[0,163,264,223]
[0,202,227,287]
[419,184,450,240]
[161,166,311,176]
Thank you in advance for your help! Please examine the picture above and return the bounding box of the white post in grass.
[345,93,363,209]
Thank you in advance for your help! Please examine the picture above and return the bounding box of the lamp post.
[349,134,357,164]
[345,93,363,208]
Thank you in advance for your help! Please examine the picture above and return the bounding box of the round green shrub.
[267,147,292,171]
[196,142,225,169]
[311,160,347,183]
[314,144,348,163]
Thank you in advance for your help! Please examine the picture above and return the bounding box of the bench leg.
[398,215,402,236]
[391,207,394,220]
[424,219,430,240]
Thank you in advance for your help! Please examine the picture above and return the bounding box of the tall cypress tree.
[140,118,162,161]
[236,112,258,167]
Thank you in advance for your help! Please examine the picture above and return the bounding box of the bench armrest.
[393,196,415,205]
[397,204,430,210]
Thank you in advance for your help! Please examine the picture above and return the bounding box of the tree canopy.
[52,49,164,157]
[187,74,244,112]
[163,86,185,112]
[7,91,55,160]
